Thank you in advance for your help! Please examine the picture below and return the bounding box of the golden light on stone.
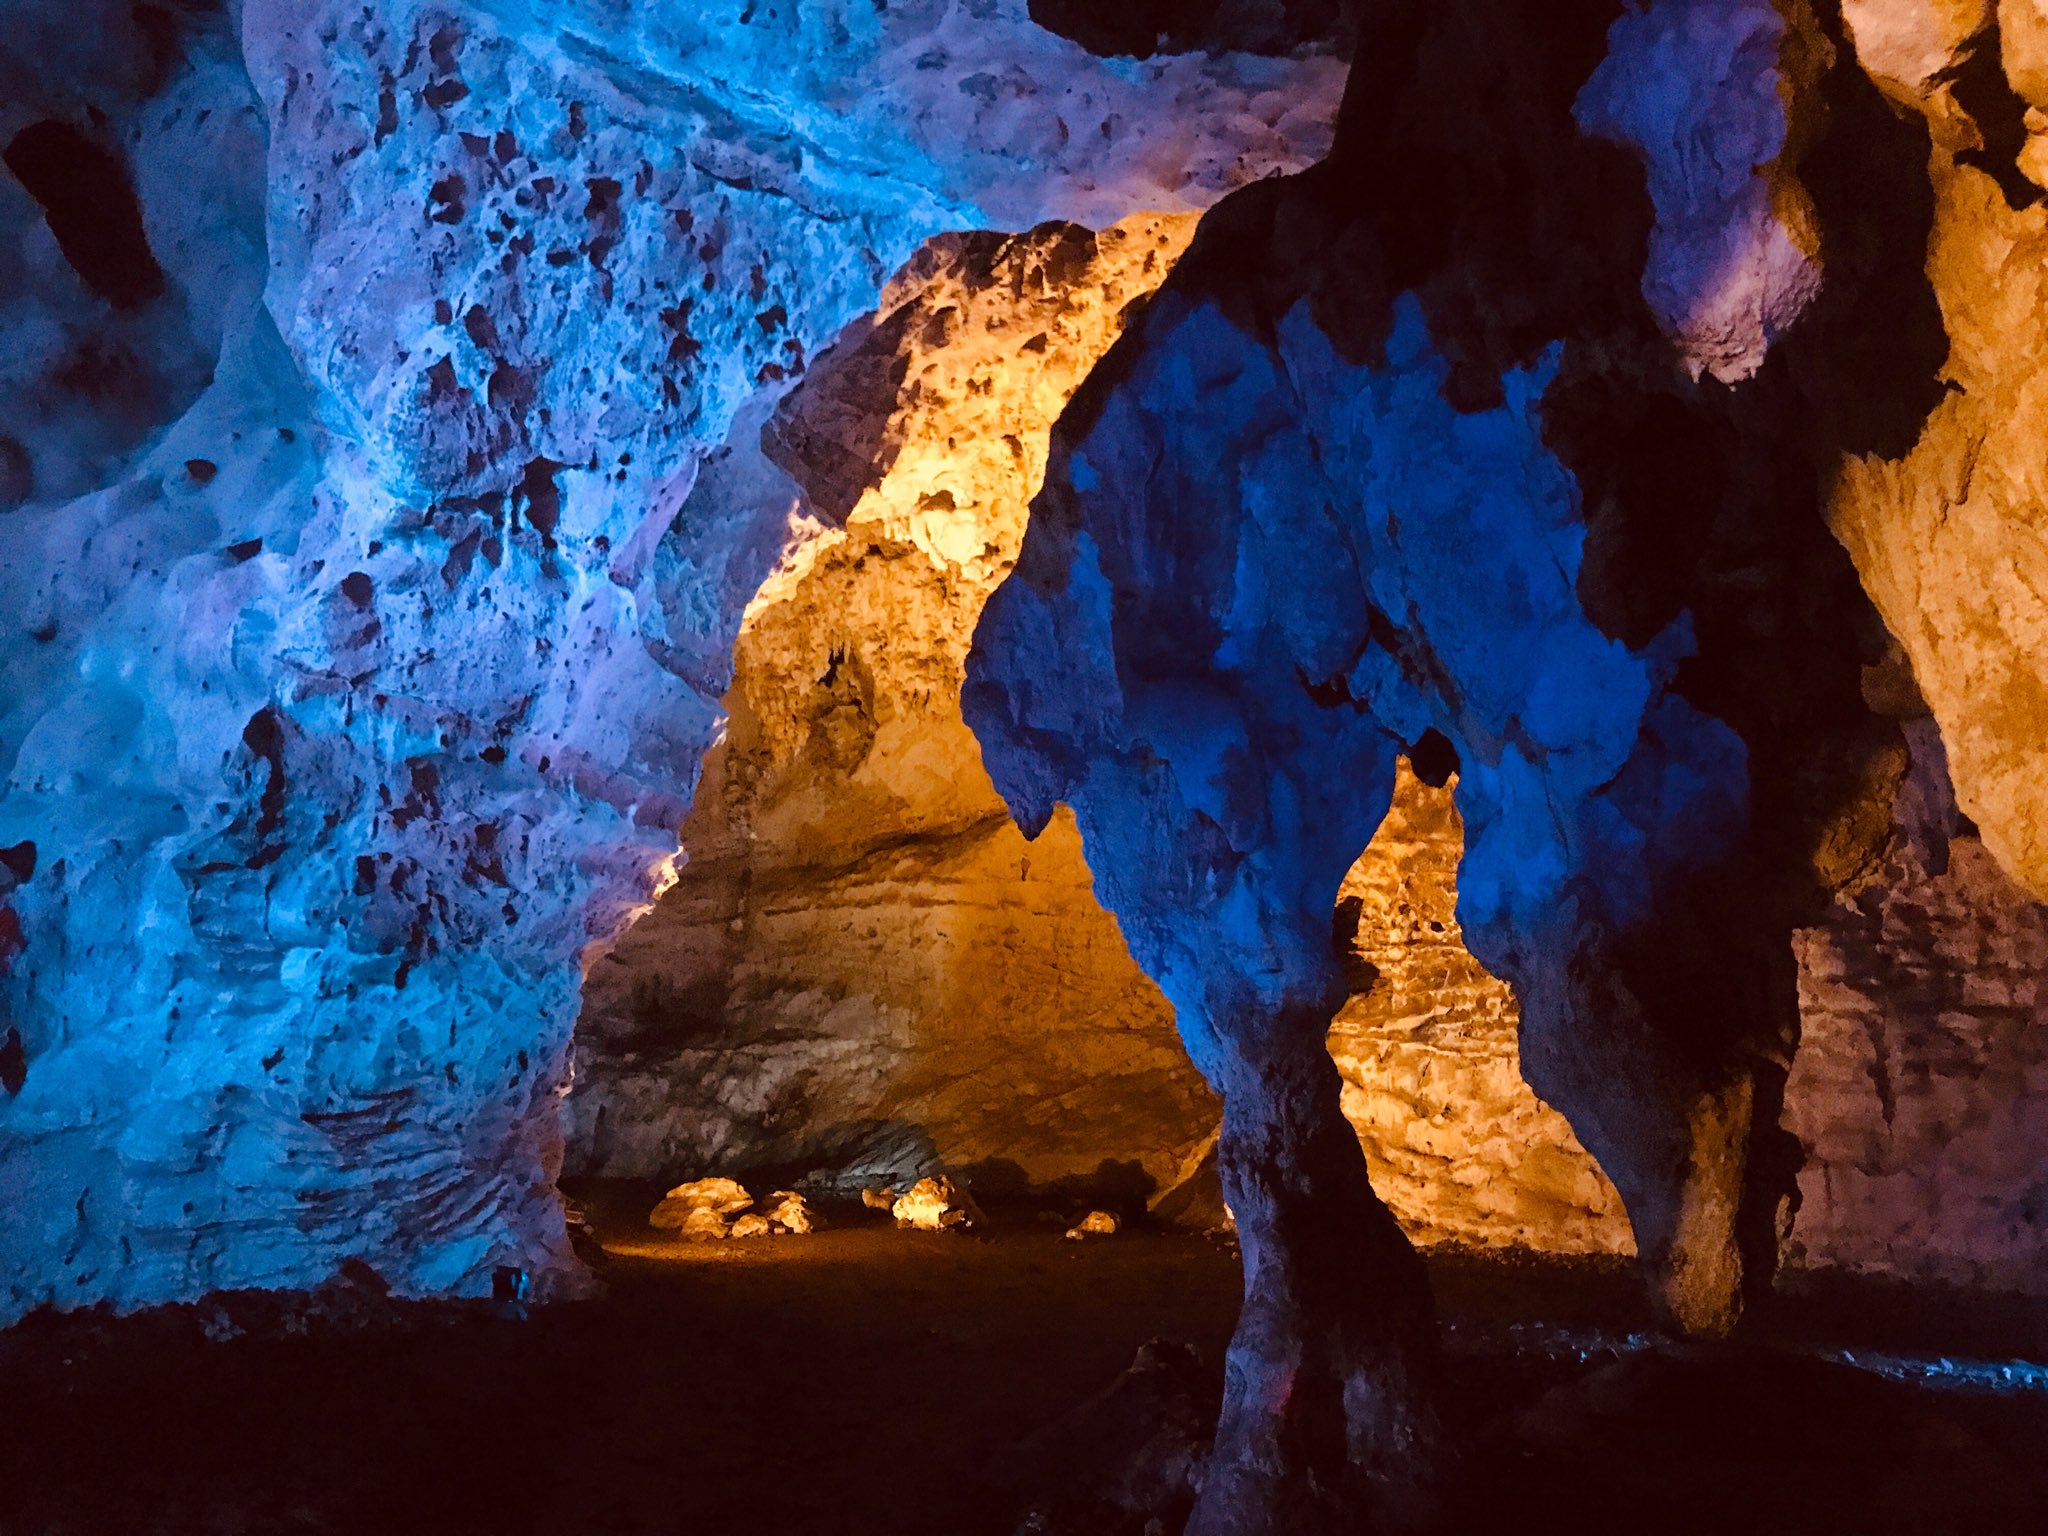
[1330,761,1634,1255]
[572,215,1221,1196]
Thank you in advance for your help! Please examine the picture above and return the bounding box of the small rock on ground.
[763,1191,821,1234]
[1064,1210,1120,1241]
[679,1206,733,1242]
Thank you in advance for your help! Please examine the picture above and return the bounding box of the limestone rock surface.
[1330,737,2048,1292]
[568,218,1223,1199]
[0,0,1342,1322]
[678,1207,732,1244]
[1786,721,2048,1293]
[648,1176,754,1229]
[892,1175,984,1231]
[1330,763,1633,1257]
[1063,1209,1121,1239]
[963,4,1957,1523]
[1827,6,2048,900]
[760,1191,820,1235]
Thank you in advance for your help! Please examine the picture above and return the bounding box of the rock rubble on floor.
[648,1179,821,1241]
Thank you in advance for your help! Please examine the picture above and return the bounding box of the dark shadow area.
[1027,0,1353,59]
[4,121,165,309]
[956,1156,1161,1222]
[0,1225,2040,1535]
[1941,24,2043,212]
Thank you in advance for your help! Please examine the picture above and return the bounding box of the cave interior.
[1,2,2046,1533]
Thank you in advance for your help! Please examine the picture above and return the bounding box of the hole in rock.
[3,121,165,308]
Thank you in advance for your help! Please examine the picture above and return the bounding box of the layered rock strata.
[1786,719,2048,1292]
[569,218,1221,1199]
[1330,762,1634,1257]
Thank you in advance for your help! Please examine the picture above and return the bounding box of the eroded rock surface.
[1332,762,1634,1257]
[963,1,1959,1525]
[1828,7,2048,900]
[0,0,1342,1322]
[1787,719,2048,1292]
[1336,742,2048,1292]
[569,218,1222,1198]
[892,1174,985,1231]
[648,1176,753,1229]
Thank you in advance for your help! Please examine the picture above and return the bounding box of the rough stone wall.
[557,2,2048,1311]
[1338,730,2048,1289]
[569,218,1222,1195]
[1828,4,2048,899]
[1786,721,2048,1293]
[0,0,1343,1323]
[1331,762,1633,1256]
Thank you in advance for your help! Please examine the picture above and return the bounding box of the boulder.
[649,1177,754,1229]
[892,1176,984,1232]
[678,1208,732,1244]
[762,1192,820,1235]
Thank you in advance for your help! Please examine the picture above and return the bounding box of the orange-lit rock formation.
[569,218,1221,1197]
[1829,5,2048,899]
[1331,762,1633,1256]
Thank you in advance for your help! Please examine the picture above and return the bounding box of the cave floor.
[2,1190,2044,1536]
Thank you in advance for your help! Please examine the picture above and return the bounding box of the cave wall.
[538,0,2048,1306]
[0,0,1344,1323]
[1336,728,2048,1291]
[567,217,1223,1196]
[588,671,2045,1291]
[955,0,2048,1378]
[1829,1,2048,902]
[1786,719,2048,1291]
[562,208,1630,1237]
[6,0,2044,1339]
[1331,762,1634,1256]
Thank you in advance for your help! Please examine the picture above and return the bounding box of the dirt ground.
[0,1185,2042,1536]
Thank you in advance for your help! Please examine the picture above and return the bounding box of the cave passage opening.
[559,214,1227,1233]
[550,209,1638,1269]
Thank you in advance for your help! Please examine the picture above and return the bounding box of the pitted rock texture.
[1331,761,1633,1257]
[570,217,1220,1198]
[0,0,1342,1323]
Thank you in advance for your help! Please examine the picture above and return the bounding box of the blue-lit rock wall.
[964,2,1966,1520]
[0,0,1343,1321]
[967,0,1859,1347]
